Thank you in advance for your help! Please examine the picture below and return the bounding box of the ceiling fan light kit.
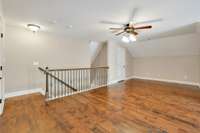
[122,36,130,43]
[27,24,40,32]
[122,34,137,43]
[101,8,162,43]
[129,34,137,42]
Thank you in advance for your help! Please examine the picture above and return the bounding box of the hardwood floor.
[1,79,200,133]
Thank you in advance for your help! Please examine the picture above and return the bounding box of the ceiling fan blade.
[115,31,125,36]
[128,8,138,23]
[100,21,125,26]
[134,18,163,25]
[109,27,124,30]
[111,30,123,33]
[134,25,152,30]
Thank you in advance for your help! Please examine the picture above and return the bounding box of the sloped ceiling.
[3,0,200,40]
[2,0,200,57]
[127,32,200,57]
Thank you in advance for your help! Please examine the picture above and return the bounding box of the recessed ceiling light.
[27,24,40,32]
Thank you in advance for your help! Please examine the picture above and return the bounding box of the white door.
[0,16,4,115]
[116,47,125,81]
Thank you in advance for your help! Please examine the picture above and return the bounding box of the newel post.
[45,67,49,99]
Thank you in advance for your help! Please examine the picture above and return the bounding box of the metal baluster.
[75,70,77,91]
[63,70,65,96]
[83,69,85,90]
[55,71,57,98]
[104,69,106,85]
[98,69,100,86]
[64,71,66,96]
[104,69,105,85]
[85,69,86,90]
[68,70,70,95]
[58,71,60,97]
[78,70,80,91]
[85,69,86,89]
[45,67,49,100]
[77,70,79,91]
[72,70,74,94]
[94,69,96,87]
[50,71,52,99]
[101,68,102,86]
[80,69,82,91]
[102,68,103,85]
[99,69,101,86]
[106,69,108,85]
[52,71,54,98]
[75,70,77,93]
[61,70,63,97]
[70,70,72,95]
[88,69,90,89]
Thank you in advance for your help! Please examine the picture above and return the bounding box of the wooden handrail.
[49,66,109,71]
[38,67,77,91]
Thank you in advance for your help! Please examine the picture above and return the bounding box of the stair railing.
[39,66,108,101]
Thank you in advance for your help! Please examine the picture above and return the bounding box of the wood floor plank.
[1,79,200,133]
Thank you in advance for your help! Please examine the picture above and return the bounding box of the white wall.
[107,41,133,83]
[125,49,133,78]
[131,33,200,85]
[91,42,107,67]
[133,56,200,84]
[5,25,91,93]
[129,33,200,57]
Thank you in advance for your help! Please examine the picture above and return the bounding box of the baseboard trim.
[108,80,120,85]
[132,76,200,87]
[108,76,135,85]
[5,88,45,99]
[4,76,200,100]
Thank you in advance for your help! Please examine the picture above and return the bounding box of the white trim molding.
[108,80,120,85]
[5,88,45,99]
[0,101,4,115]
[108,76,135,85]
[132,76,200,87]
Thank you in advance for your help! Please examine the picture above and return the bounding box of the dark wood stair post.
[45,67,49,100]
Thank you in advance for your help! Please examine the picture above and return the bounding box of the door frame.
[0,15,5,115]
[116,46,126,82]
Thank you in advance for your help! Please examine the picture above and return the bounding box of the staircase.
[39,67,108,101]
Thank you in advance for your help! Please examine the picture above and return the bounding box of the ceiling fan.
[101,8,162,43]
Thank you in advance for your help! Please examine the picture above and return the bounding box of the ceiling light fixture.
[129,34,137,42]
[27,24,40,32]
[122,36,130,43]
[122,34,137,43]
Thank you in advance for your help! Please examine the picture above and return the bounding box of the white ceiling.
[3,0,200,42]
